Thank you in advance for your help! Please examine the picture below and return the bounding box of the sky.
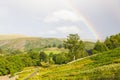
[0,0,120,41]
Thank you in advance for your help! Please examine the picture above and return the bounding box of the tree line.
[93,33,120,53]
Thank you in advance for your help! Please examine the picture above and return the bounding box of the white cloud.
[57,26,80,34]
[44,10,80,22]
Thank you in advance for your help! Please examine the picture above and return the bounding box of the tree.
[48,52,55,64]
[39,51,48,62]
[52,43,56,47]
[28,51,39,60]
[53,53,67,64]
[64,34,85,60]
[104,37,112,49]
[58,44,62,49]
[104,33,120,49]
[0,56,9,75]
[93,40,108,53]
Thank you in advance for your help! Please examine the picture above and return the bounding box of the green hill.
[0,35,95,51]
[0,37,63,51]
[29,47,120,80]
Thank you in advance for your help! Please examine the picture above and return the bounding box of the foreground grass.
[16,67,37,80]
[29,47,120,80]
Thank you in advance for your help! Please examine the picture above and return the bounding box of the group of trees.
[104,33,120,49]
[44,44,63,49]
[93,33,120,53]
[0,50,67,76]
[49,34,88,64]
[0,52,38,76]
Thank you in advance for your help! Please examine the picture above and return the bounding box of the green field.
[28,47,120,80]
[44,48,68,55]
[16,67,36,80]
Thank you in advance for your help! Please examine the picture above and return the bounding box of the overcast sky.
[0,0,120,41]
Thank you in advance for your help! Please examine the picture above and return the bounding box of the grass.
[29,47,120,80]
[16,67,36,80]
[44,48,68,55]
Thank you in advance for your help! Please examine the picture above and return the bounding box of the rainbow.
[65,1,102,41]
[80,16,101,41]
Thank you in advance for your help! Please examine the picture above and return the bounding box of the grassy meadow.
[28,47,120,80]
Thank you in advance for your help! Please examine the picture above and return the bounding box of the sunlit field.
[29,47,120,80]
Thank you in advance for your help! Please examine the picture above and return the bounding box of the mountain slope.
[29,47,120,80]
[0,37,63,50]
[0,35,95,51]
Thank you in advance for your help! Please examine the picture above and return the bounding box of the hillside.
[29,47,120,80]
[84,41,95,50]
[0,35,95,51]
[0,37,63,51]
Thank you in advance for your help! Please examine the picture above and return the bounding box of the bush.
[53,53,68,64]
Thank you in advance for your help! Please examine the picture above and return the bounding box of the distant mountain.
[0,37,63,51]
[0,34,95,51]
